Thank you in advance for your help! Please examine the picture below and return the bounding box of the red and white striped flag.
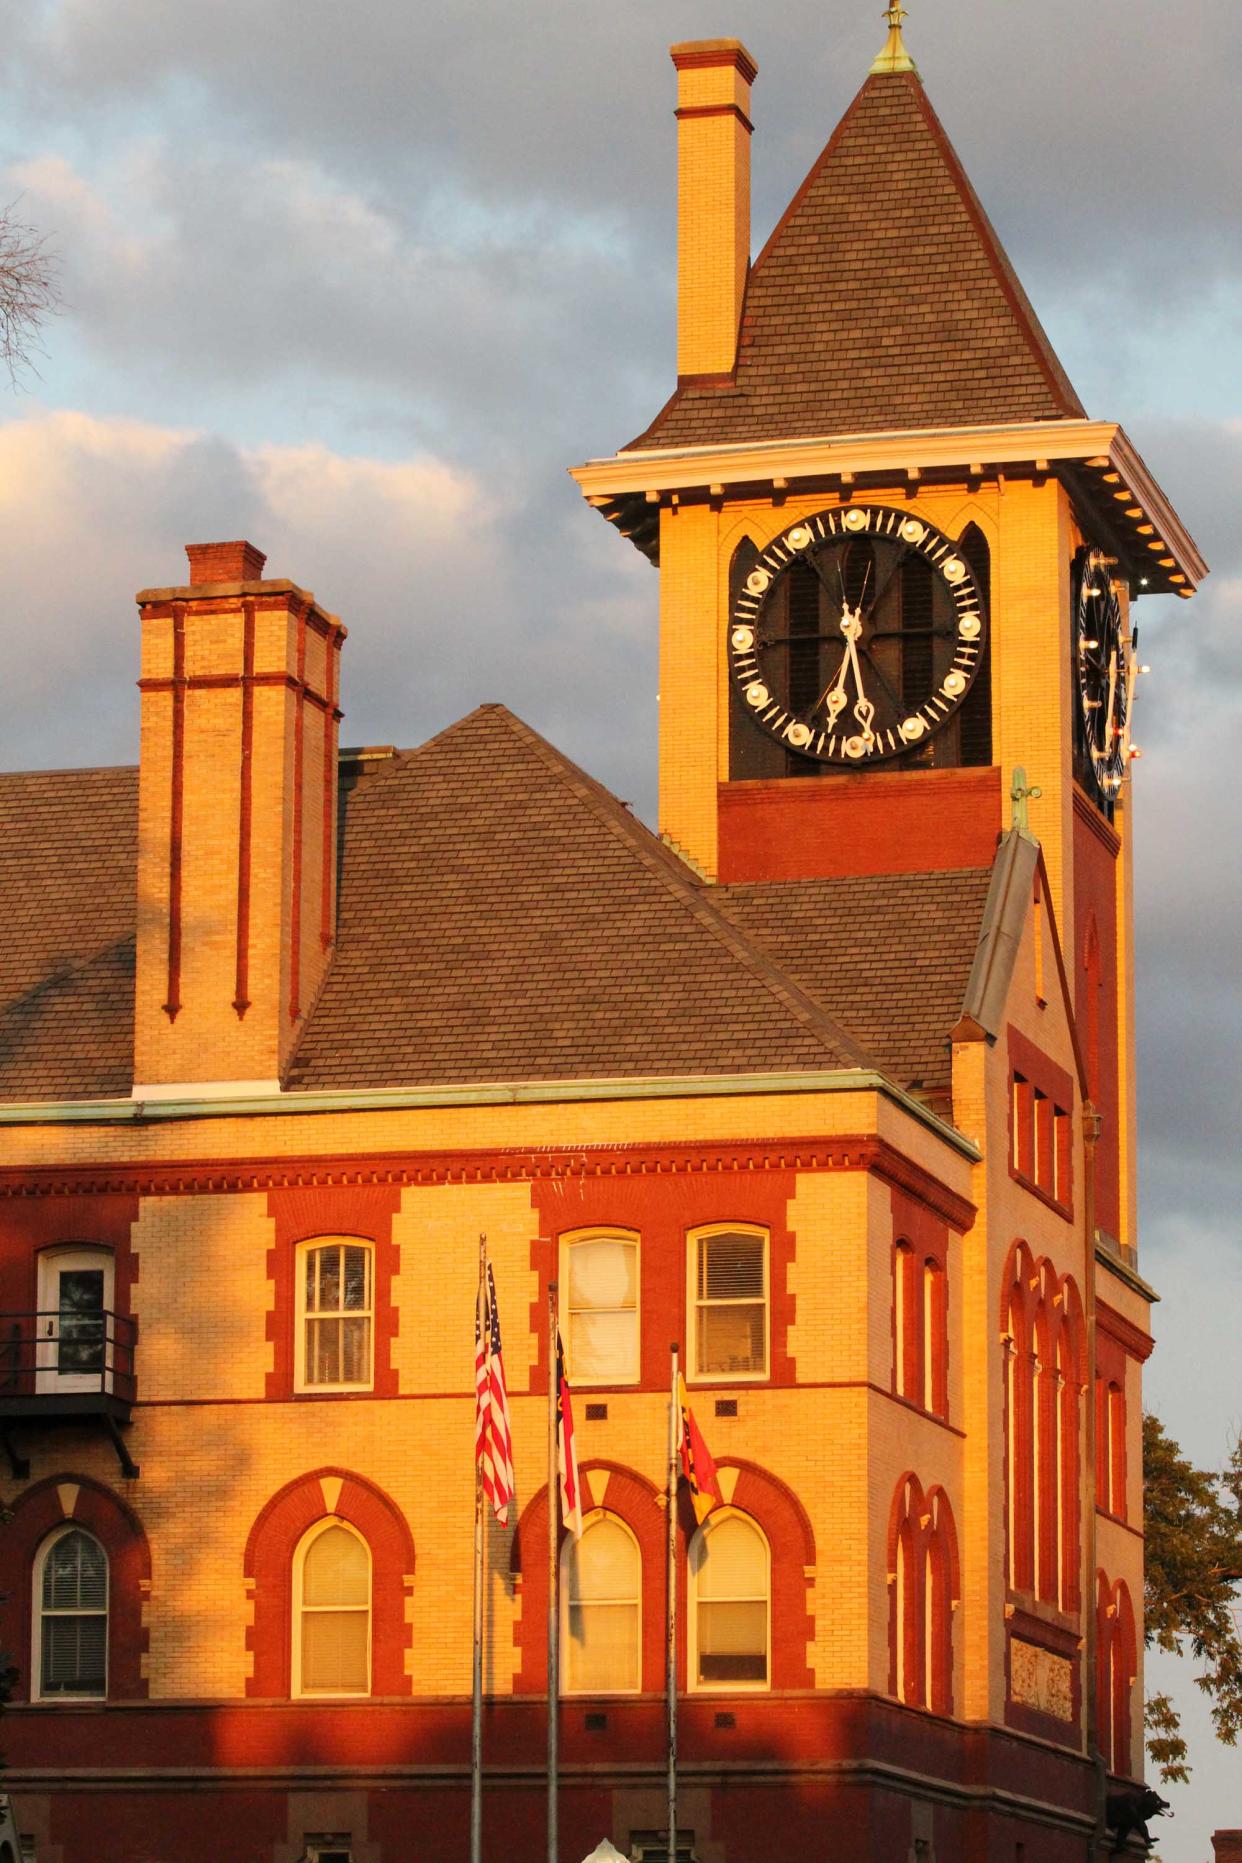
[475,1260,515,1525]
[677,1373,723,1525]
[556,1328,582,1538]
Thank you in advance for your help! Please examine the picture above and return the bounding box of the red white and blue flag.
[475,1260,515,1525]
[556,1328,582,1539]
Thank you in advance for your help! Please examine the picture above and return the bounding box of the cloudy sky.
[0,1,1236,1849]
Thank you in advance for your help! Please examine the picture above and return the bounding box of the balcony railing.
[0,1310,139,1476]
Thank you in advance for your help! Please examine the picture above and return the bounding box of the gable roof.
[286,706,873,1090]
[635,69,1084,451]
[0,710,1002,1107]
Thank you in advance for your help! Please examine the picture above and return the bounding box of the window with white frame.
[691,1229,768,1379]
[35,1526,107,1699]
[689,1509,769,1689]
[562,1510,641,1694]
[297,1240,374,1391]
[294,1519,371,1697]
[565,1233,639,1384]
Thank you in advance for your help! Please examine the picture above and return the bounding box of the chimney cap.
[670,39,758,84]
[185,541,268,585]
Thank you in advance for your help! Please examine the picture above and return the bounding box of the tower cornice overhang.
[570,418,1207,597]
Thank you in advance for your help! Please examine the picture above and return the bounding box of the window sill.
[1008,1165,1073,1224]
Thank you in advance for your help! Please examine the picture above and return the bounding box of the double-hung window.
[564,1233,639,1384]
[35,1527,107,1700]
[297,1239,374,1391]
[690,1228,768,1380]
[294,1520,371,1697]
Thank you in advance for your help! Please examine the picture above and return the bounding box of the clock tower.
[572,11,1205,1261]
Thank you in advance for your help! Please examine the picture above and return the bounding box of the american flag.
[475,1260,515,1525]
[556,1328,582,1539]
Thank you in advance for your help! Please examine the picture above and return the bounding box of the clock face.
[1073,547,1127,800]
[728,505,987,766]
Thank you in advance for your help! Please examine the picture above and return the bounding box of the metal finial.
[1010,767,1043,839]
[870,1,919,75]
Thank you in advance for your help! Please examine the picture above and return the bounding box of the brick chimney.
[670,38,757,380]
[133,541,345,1096]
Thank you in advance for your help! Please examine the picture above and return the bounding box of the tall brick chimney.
[670,38,757,380]
[133,541,345,1096]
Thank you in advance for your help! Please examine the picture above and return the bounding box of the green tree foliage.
[1143,1412,1242,1782]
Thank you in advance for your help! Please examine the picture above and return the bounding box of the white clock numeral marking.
[900,519,926,544]
[746,570,772,596]
[745,682,770,708]
[785,525,812,550]
[786,721,812,749]
[844,508,868,531]
[900,716,926,741]
[731,627,755,652]
[958,614,982,640]
[942,671,966,697]
[943,558,967,583]
[844,734,869,758]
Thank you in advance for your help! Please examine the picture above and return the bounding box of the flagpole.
[667,1342,679,1863]
[547,1278,560,1863]
[471,1232,487,1863]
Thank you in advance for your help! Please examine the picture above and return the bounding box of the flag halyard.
[556,1329,582,1538]
[475,1260,515,1525]
[677,1374,723,1525]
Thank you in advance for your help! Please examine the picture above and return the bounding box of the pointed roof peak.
[870,2,919,76]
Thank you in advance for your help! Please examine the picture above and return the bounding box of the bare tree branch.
[0,202,60,386]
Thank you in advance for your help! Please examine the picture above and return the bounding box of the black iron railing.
[0,1309,137,1404]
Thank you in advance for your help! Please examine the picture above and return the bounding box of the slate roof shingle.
[634,71,1084,452]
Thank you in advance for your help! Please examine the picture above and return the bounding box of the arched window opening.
[294,1520,371,1697]
[562,1511,641,1694]
[690,1510,769,1689]
[1108,1382,1126,1519]
[564,1234,639,1385]
[1004,1250,1084,1610]
[894,1240,912,1399]
[893,1240,947,1420]
[296,1240,374,1392]
[923,1258,946,1416]
[888,1477,956,1715]
[957,524,992,767]
[895,1514,912,1702]
[35,1526,107,1699]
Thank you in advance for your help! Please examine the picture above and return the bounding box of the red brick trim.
[163,602,186,1022]
[1072,784,1122,856]
[670,42,757,83]
[1007,1026,1075,1219]
[1003,1604,1084,1747]
[319,637,341,953]
[288,603,308,1024]
[886,1474,958,1716]
[0,1474,151,1702]
[1001,1242,1085,1613]
[233,597,256,1018]
[890,1187,950,1420]
[0,1137,975,1233]
[264,1185,402,1400]
[1096,1300,1153,1364]
[243,1467,414,1699]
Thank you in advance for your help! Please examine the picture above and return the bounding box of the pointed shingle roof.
[635,69,1084,450]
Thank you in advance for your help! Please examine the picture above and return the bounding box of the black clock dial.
[1073,547,1127,800]
[728,505,987,765]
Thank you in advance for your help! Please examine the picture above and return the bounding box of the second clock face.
[728,505,987,765]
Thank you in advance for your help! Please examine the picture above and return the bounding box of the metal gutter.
[0,1070,980,1160]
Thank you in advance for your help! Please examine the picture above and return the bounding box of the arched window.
[562,1511,641,1694]
[689,1510,769,1690]
[1097,1574,1137,1777]
[296,1239,374,1391]
[892,1239,948,1419]
[564,1233,639,1385]
[1002,1247,1084,1611]
[888,1476,957,1715]
[294,1519,371,1697]
[34,1526,107,1700]
[689,1227,768,1381]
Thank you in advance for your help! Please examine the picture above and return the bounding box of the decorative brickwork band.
[288,603,309,1025]
[233,598,256,1018]
[163,602,186,1021]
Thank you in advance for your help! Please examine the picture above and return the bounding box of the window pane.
[699,1235,764,1301]
[697,1601,767,1682]
[341,1316,370,1384]
[303,1527,369,1607]
[308,1317,341,1386]
[305,1250,317,1311]
[317,1248,341,1315]
[569,1309,637,1382]
[301,1609,368,1693]
[342,1248,369,1311]
[566,1602,640,1693]
[41,1613,106,1695]
[43,1531,107,1611]
[697,1303,764,1375]
[693,1516,766,1598]
[568,1240,636,1311]
[567,1517,639,1604]
[58,1270,106,1374]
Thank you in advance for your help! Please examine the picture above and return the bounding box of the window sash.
[692,1234,767,1379]
[565,1237,639,1384]
[298,1243,374,1390]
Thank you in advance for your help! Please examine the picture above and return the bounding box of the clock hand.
[811,604,860,725]
[855,642,904,720]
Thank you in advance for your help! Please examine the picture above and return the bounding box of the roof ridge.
[490,710,878,1073]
